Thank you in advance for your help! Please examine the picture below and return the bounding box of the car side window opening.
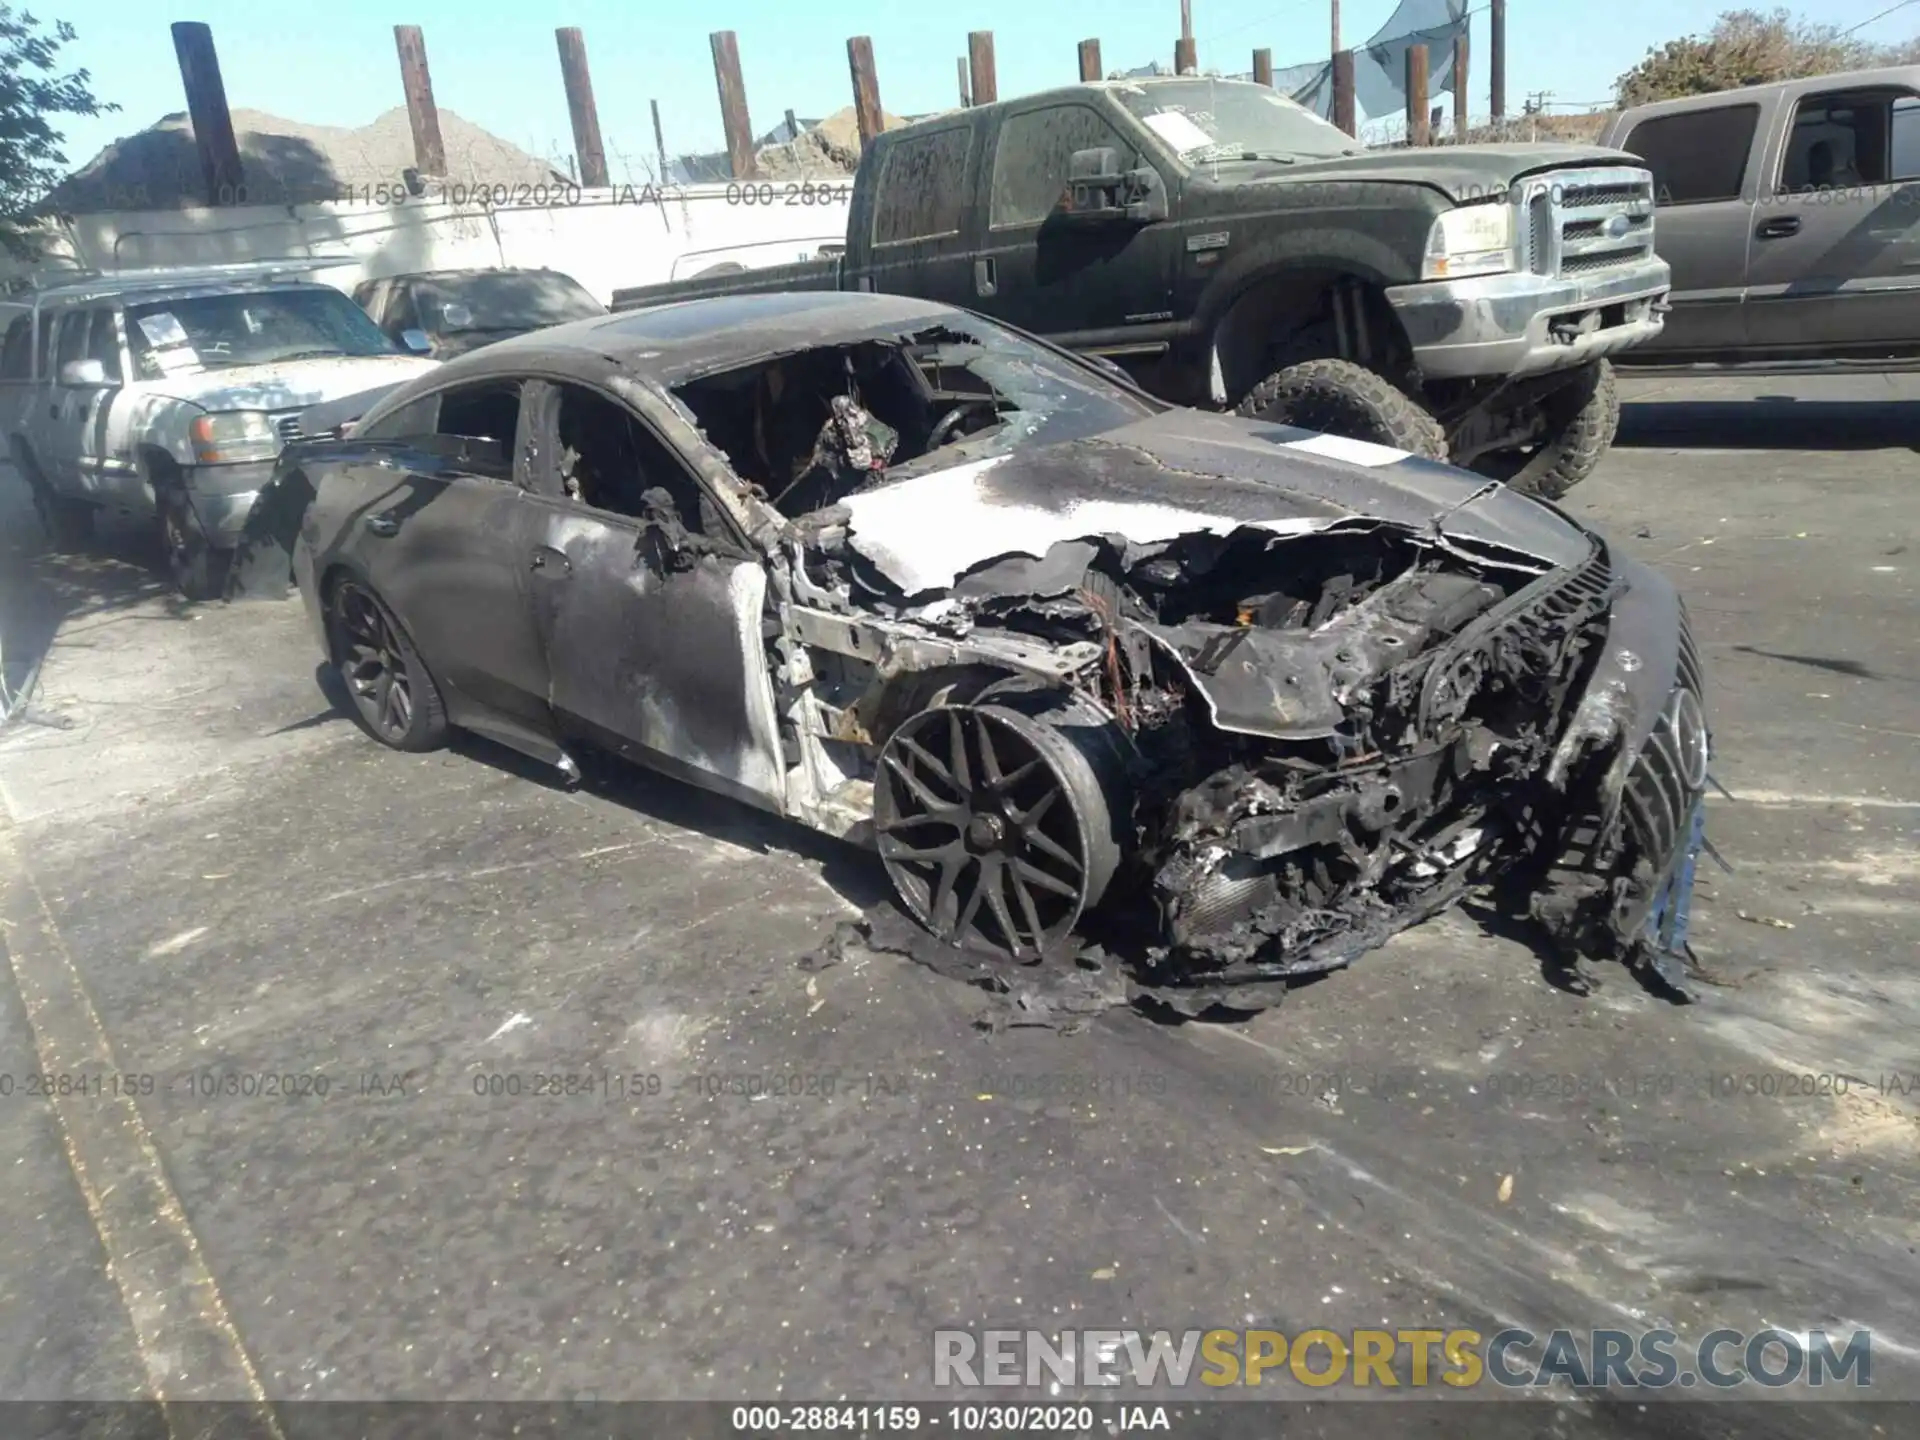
[549,382,713,534]
[990,105,1139,228]
[0,317,30,380]
[38,310,64,378]
[871,127,973,245]
[356,393,440,443]
[671,319,1157,521]
[1780,89,1911,191]
[1624,104,1760,205]
[87,310,124,383]
[55,309,91,375]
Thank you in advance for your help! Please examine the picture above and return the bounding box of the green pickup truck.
[614,77,1672,497]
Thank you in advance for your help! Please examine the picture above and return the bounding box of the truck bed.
[611,256,843,312]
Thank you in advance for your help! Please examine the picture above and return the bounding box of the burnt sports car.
[276,291,1710,1003]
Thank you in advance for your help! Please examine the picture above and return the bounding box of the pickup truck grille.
[274,413,305,443]
[1518,166,1656,281]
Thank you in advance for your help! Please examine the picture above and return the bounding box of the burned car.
[282,292,1710,1004]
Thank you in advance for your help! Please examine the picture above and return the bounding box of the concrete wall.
[10,182,853,301]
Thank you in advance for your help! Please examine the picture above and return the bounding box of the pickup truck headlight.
[1422,204,1514,281]
[189,410,281,465]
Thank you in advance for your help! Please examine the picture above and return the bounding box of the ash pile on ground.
[753,106,915,179]
[798,904,1292,1033]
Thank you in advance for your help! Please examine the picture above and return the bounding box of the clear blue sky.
[43,0,1920,179]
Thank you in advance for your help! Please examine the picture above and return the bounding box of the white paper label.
[1141,110,1217,155]
[136,311,189,347]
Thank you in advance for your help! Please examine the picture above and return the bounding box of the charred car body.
[267,293,1709,1003]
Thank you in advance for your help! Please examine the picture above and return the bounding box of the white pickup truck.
[0,263,438,597]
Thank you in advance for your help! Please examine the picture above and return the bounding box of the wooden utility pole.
[847,36,884,145]
[393,26,446,178]
[1331,0,1341,57]
[1175,0,1197,75]
[555,28,609,188]
[650,99,669,184]
[1406,43,1430,146]
[968,31,997,105]
[784,108,799,139]
[1252,48,1273,87]
[710,31,757,180]
[1490,0,1507,120]
[1332,49,1356,135]
[957,56,971,107]
[1079,38,1103,83]
[170,22,244,204]
[1453,35,1470,141]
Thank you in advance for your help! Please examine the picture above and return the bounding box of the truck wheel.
[161,497,232,601]
[1236,358,1448,461]
[1485,360,1619,501]
[13,443,94,552]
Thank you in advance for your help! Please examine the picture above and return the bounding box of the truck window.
[1780,89,1907,190]
[871,127,973,245]
[0,317,29,380]
[1623,104,1760,205]
[87,310,123,383]
[55,309,90,375]
[990,105,1139,229]
[1895,98,1920,180]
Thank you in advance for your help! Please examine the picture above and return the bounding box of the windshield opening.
[1116,79,1362,164]
[419,271,607,335]
[672,317,1158,519]
[126,289,397,377]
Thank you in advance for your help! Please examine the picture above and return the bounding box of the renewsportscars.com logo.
[932,1327,1875,1392]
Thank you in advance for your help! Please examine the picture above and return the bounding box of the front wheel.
[1235,357,1449,460]
[327,579,448,751]
[160,496,232,601]
[1476,360,1620,500]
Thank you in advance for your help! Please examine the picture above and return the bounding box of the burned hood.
[837,408,1593,597]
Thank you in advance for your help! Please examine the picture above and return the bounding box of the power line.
[1843,0,1920,35]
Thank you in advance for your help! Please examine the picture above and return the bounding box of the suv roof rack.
[11,257,359,306]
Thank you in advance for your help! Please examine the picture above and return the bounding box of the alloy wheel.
[334,582,415,741]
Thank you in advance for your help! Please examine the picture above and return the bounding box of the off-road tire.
[1499,360,1620,501]
[1235,358,1448,461]
[327,577,449,752]
[14,442,95,552]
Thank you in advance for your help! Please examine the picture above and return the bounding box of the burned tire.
[1487,360,1619,501]
[14,442,94,552]
[873,693,1126,961]
[327,578,448,752]
[1235,358,1448,461]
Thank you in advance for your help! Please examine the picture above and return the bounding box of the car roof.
[393,266,577,285]
[431,290,964,383]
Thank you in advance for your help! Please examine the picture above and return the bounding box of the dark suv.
[354,267,607,359]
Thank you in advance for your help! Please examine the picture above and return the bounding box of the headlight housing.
[189,410,280,464]
[1421,203,1514,280]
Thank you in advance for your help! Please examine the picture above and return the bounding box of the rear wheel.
[1235,357,1448,460]
[327,578,448,751]
[14,443,94,552]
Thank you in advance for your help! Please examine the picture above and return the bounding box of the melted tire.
[1236,357,1448,461]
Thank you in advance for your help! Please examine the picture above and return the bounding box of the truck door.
[968,100,1177,352]
[859,119,984,313]
[0,312,32,446]
[1742,84,1920,354]
[43,310,101,492]
[1617,101,1764,357]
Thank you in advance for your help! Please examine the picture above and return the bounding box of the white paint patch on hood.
[840,454,1332,596]
[147,354,439,412]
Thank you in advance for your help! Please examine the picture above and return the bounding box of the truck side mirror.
[1062,149,1168,226]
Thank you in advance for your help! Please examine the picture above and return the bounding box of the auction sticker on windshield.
[1141,110,1216,155]
[136,311,189,347]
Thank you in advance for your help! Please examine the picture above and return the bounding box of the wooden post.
[784,108,799,140]
[1490,0,1506,120]
[1452,35,1469,141]
[1406,43,1430,146]
[1252,48,1273,88]
[170,22,244,204]
[957,56,971,107]
[650,99,669,184]
[968,31,997,105]
[847,37,883,145]
[1079,38,1102,83]
[1331,0,1341,56]
[1175,2,1196,75]
[554,28,609,188]
[710,31,757,180]
[1332,49,1356,135]
[392,26,446,178]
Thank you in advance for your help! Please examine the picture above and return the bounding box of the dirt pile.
[753,105,916,179]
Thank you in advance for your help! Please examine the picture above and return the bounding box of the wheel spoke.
[877,837,963,865]
[1020,821,1080,873]
[1013,857,1078,899]
[946,709,972,793]
[928,853,969,936]
[384,675,412,733]
[1005,862,1047,949]
[983,869,1023,955]
[892,736,959,797]
[977,716,1006,788]
[953,853,993,939]
[875,811,963,839]
[370,671,395,728]
[882,752,966,820]
[992,757,1042,794]
[1017,787,1059,830]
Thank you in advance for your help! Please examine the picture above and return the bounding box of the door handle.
[364,510,400,536]
[974,258,997,298]
[1756,215,1801,239]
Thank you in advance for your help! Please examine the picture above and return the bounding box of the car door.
[43,309,100,490]
[0,310,33,444]
[859,121,985,312]
[1619,101,1764,356]
[79,309,140,508]
[349,376,558,756]
[515,376,787,813]
[1742,84,1920,354]
[969,99,1178,352]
